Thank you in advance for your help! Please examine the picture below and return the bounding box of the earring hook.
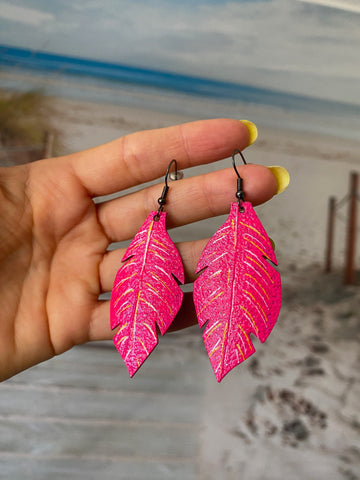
[164,159,178,187]
[232,149,247,178]
[232,149,247,211]
[154,159,181,221]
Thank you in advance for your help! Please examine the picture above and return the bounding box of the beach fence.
[325,171,359,285]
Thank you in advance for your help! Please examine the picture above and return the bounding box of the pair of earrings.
[110,151,281,382]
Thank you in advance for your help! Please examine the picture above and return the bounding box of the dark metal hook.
[154,159,181,221]
[164,159,178,187]
[232,149,247,211]
[232,149,247,178]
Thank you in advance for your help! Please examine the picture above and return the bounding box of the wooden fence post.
[325,196,336,273]
[43,131,55,159]
[344,172,358,285]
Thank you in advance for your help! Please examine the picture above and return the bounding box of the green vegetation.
[0,89,59,164]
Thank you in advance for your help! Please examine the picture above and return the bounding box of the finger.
[88,292,198,342]
[98,164,277,242]
[88,301,113,342]
[99,239,208,292]
[167,292,198,332]
[68,119,252,196]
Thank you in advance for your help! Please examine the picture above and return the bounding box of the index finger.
[67,118,255,197]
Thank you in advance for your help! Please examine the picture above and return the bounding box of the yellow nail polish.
[240,119,258,146]
[267,166,290,194]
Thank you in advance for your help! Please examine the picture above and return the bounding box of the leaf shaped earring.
[110,160,185,377]
[193,150,281,382]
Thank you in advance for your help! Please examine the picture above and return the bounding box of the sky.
[0,0,359,105]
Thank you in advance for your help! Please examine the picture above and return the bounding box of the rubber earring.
[110,159,185,377]
[193,150,281,382]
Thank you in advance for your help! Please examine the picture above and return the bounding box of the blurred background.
[0,1,360,479]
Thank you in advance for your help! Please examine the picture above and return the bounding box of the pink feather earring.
[110,159,185,377]
[193,150,281,382]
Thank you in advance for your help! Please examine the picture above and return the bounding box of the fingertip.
[241,164,278,205]
[267,166,290,194]
[178,118,256,164]
[239,120,258,147]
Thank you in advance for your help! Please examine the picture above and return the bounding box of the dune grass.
[0,89,60,164]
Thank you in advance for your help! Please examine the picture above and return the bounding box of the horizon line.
[0,43,359,113]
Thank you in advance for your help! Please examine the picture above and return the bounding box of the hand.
[0,118,277,381]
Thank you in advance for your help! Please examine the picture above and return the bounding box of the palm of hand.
[0,161,109,379]
[0,119,276,380]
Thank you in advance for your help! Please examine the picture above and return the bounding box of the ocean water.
[1,44,359,141]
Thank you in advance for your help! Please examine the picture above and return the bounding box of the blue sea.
[0,44,359,141]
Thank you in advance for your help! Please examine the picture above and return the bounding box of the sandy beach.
[2,95,360,479]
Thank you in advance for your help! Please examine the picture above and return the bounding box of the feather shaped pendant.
[193,202,281,382]
[110,211,184,377]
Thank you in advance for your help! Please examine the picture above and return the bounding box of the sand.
[53,97,360,477]
[2,95,360,478]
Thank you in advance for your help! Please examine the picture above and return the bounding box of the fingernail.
[267,166,290,194]
[240,120,258,146]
